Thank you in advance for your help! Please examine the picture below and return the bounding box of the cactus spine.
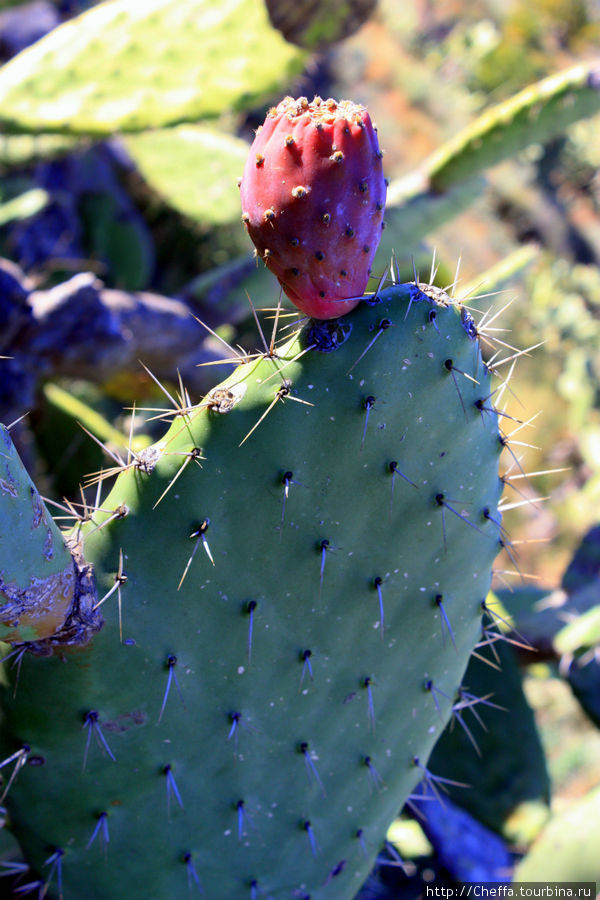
[0,281,502,898]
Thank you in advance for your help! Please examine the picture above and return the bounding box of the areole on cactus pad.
[239,95,387,319]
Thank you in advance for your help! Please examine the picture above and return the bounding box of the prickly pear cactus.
[0,283,502,899]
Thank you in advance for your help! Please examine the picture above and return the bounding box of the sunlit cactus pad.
[0,0,305,135]
[0,283,503,899]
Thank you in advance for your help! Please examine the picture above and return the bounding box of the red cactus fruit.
[239,95,386,320]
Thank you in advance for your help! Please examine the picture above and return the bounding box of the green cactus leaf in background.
[0,283,503,898]
[562,523,600,594]
[79,191,154,291]
[0,0,306,136]
[554,602,600,656]
[123,126,250,226]
[370,62,600,265]
[515,785,600,889]
[426,61,600,192]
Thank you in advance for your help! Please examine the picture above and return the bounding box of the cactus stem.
[0,744,30,802]
[163,764,184,818]
[346,317,393,375]
[82,711,115,770]
[157,654,185,723]
[86,812,110,852]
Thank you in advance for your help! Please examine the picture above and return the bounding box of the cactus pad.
[0,0,306,136]
[0,284,502,898]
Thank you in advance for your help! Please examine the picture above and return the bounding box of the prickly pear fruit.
[239,95,386,319]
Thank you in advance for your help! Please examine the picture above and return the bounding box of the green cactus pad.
[0,425,101,647]
[515,786,600,889]
[0,0,306,136]
[427,61,600,192]
[123,126,249,225]
[0,284,503,898]
[0,424,76,642]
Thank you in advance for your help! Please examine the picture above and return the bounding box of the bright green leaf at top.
[0,0,306,136]
[123,126,249,225]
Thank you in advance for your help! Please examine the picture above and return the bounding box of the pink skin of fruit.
[239,96,387,320]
